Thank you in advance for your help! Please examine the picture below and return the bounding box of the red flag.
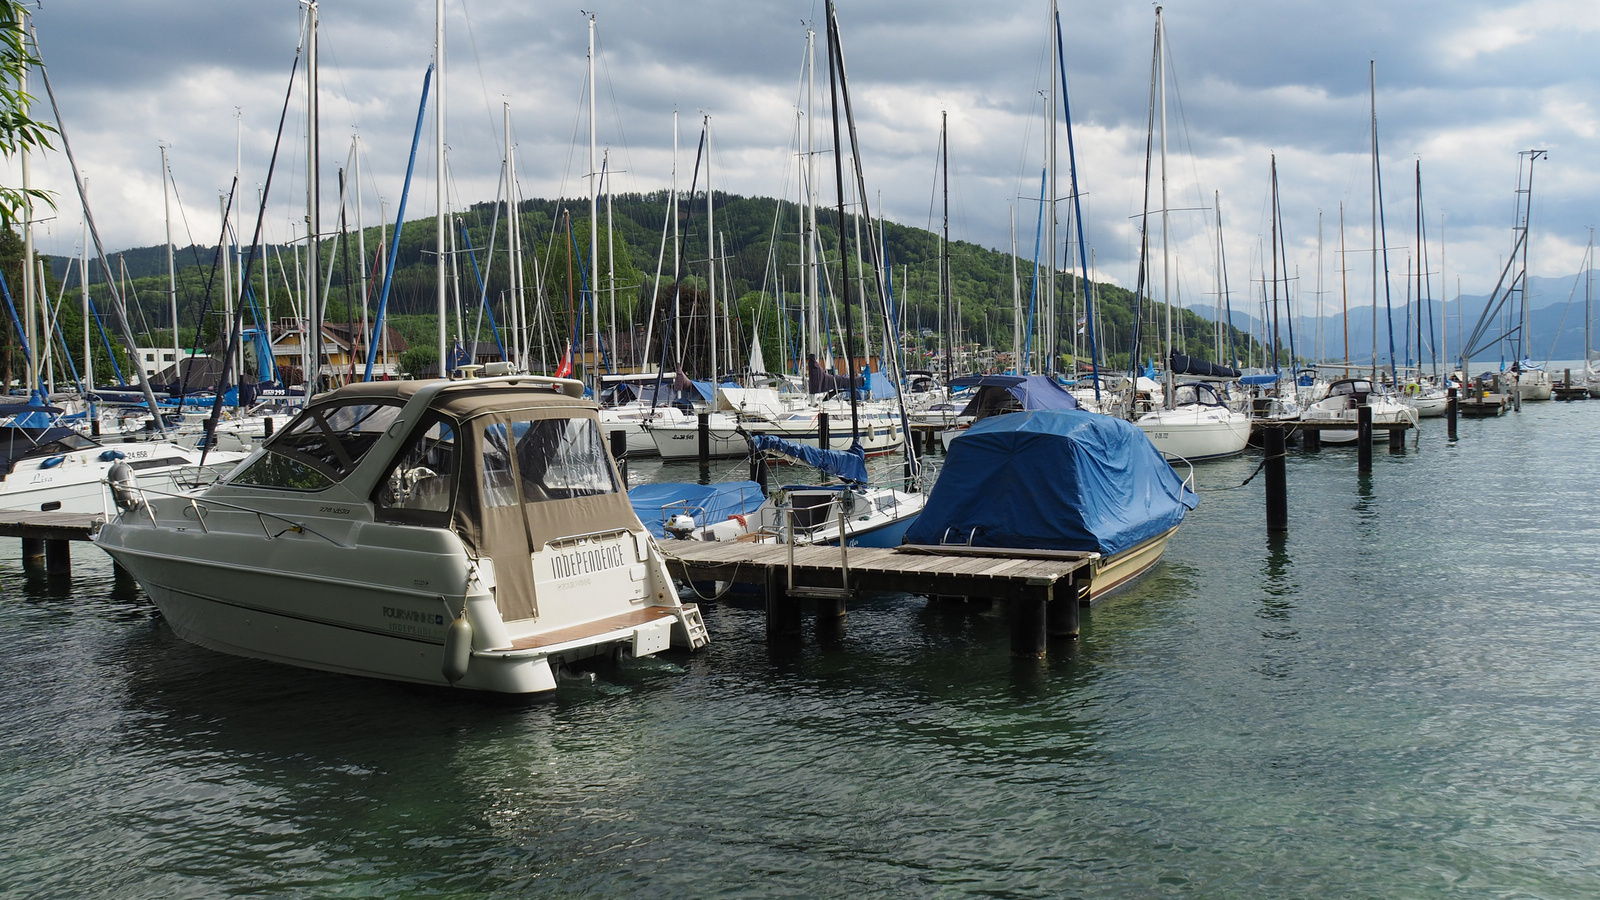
[555,348,573,379]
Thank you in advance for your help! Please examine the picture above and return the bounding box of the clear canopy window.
[374,415,458,518]
[232,401,403,491]
[481,417,619,508]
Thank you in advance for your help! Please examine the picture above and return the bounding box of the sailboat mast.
[1586,228,1593,379]
[162,144,178,371]
[1011,204,1021,372]
[503,102,522,369]
[1518,150,1544,368]
[941,110,951,386]
[18,4,35,392]
[434,0,447,377]
[1270,155,1281,373]
[1369,60,1378,383]
[1340,202,1349,365]
[806,27,820,362]
[307,0,323,395]
[588,13,600,391]
[355,134,369,378]
[706,114,716,386]
[1157,6,1173,408]
[1045,0,1057,374]
[82,185,92,393]
[607,149,616,375]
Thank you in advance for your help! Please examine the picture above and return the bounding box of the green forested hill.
[27,191,1261,380]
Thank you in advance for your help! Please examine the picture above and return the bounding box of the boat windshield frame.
[228,399,405,492]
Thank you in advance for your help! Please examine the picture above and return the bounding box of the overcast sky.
[11,0,1600,322]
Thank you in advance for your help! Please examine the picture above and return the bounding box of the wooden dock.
[0,511,104,577]
[660,540,1095,658]
[1458,393,1509,417]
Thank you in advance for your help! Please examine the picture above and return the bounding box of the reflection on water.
[3,403,1600,896]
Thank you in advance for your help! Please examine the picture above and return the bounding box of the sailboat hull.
[1135,407,1252,462]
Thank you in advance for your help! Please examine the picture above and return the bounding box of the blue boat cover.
[957,374,1079,418]
[628,480,767,538]
[904,409,1198,557]
[865,368,898,400]
[749,434,869,485]
[1239,373,1280,386]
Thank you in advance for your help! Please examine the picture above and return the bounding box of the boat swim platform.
[0,510,106,579]
[659,540,1096,659]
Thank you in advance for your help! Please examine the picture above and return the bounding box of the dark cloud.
[13,0,1598,304]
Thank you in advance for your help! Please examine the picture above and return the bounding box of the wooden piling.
[696,413,710,467]
[1388,424,1405,453]
[45,540,71,577]
[263,416,275,438]
[765,566,802,642]
[1447,387,1458,439]
[609,429,629,489]
[1009,590,1049,659]
[1302,426,1320,451]
[1047,575,1083,638]
[20,537,45,576]
[1357,405,1373,473]
[1265,425,1288,532]
[818,411,831,450]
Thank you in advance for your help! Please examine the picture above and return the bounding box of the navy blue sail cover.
[905,409,1197,557]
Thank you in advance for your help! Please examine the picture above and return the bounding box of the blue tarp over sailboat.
[628,480,766,538]
[904,409,1197,557]
[955,374,1079,418]
[749,433,869,484]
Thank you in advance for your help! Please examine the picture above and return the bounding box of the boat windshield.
[231,401,403,491]
[481,417,619,507]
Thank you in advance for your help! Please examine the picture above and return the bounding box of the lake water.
[3,398,1599,897]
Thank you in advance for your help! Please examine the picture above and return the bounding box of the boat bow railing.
[102,478,355,549]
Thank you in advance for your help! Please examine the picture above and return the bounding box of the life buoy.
[727,513,748,530]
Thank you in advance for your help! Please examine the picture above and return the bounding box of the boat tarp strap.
[627,480,766,538]
[749,433,869,484]
[904,409,1198,558]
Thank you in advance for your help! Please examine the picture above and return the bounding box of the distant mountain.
[1190,269,1600,366]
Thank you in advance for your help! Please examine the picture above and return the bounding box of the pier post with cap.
[1447,387,1458,439]
[1265,425,1288,532]
[1357,405,1373,473]
[609,429,629,488]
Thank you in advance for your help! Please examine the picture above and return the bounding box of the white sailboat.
[1133,7,1251,463]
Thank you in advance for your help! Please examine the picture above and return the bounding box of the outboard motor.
[107,461,144,513]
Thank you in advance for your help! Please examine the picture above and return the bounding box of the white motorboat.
[0,421,243,516]
[94,375,710,695]
[1303,377,1420,443]
[1135,382,1252,462]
